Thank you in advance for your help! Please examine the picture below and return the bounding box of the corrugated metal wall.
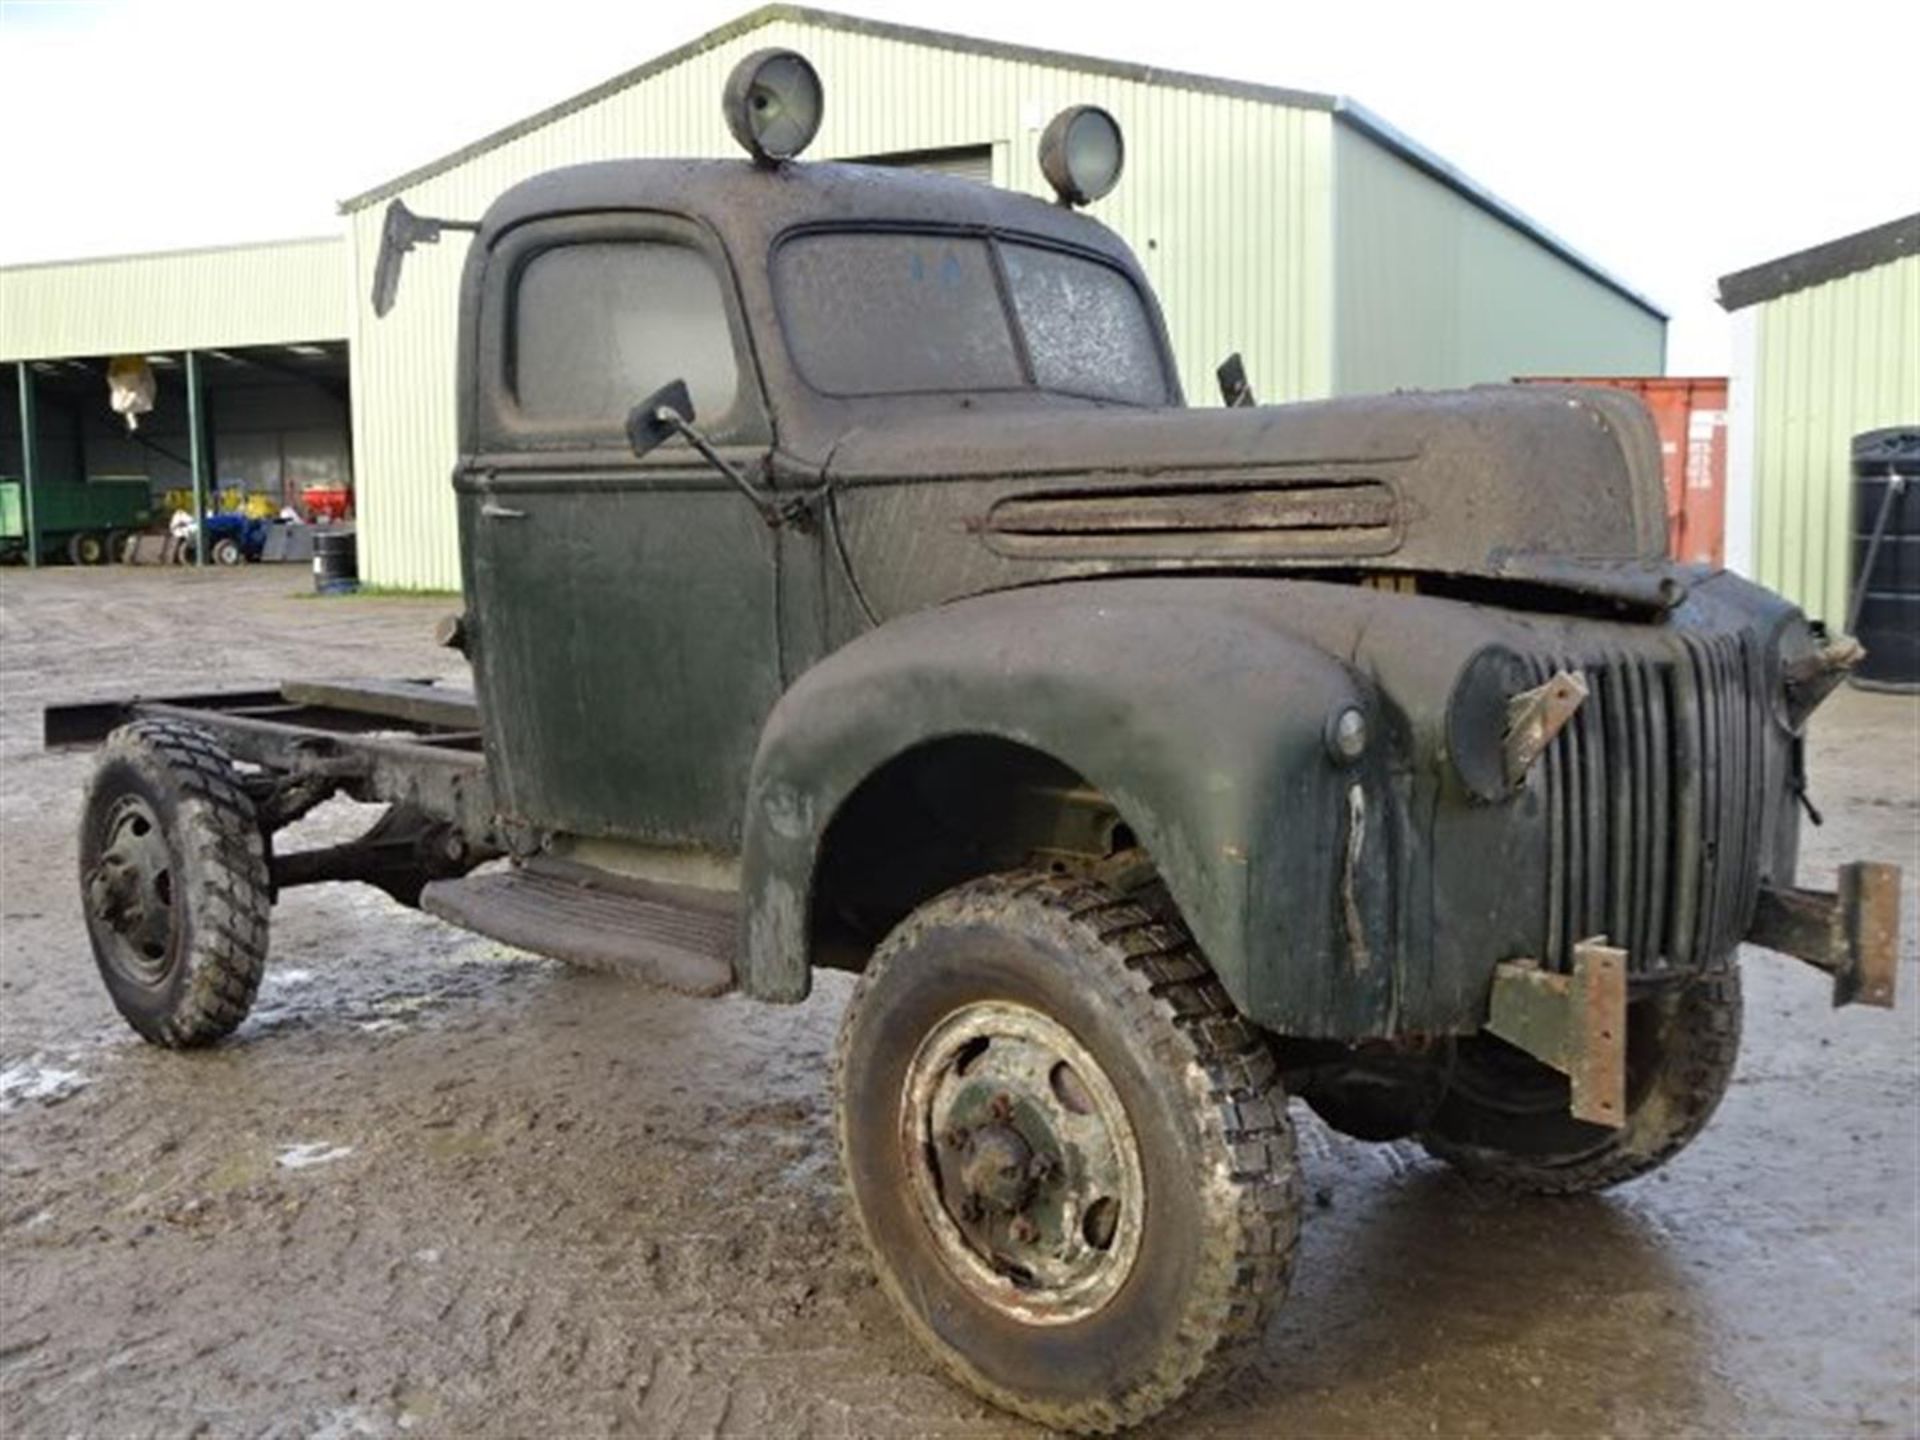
[1750,253,1920,625]
[1331,127,1664,394]
[0,238,346,362]
[344,16,1335,589]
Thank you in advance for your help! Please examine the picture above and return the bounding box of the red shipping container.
[1518,376,1728,567]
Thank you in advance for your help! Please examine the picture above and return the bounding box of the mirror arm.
[655,408,824,528]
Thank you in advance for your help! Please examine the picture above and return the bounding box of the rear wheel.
[210,536,244,566]
[834,869,1299,1432]
[1419,957,1741,1194]
[79,720,271,1046]
[65,530,107,566]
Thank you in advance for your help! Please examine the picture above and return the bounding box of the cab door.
[458,213,781,850]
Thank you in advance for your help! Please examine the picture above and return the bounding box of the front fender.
[738,578,1396,1032]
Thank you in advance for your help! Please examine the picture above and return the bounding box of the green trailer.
[0,477,154,565]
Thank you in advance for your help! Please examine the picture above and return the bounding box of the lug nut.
[989,1093,1014,1122]
[1010,1216,1038,1244]
[944,1126,969,1149]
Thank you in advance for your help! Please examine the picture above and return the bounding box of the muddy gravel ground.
[2,566,1916,1439]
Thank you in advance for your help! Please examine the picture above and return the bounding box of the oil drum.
[313,528,359,596]
[1850,427,1920,690]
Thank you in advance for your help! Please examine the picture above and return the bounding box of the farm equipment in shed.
[1,476,152,564]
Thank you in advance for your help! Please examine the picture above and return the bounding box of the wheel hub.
[84,796,174,981]
[902,1001,1144,1325]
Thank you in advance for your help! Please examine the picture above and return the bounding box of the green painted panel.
[1751,253,1920,626]
[1332,126,1663,395]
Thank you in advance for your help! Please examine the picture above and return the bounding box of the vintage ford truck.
[48,50,1901,1432]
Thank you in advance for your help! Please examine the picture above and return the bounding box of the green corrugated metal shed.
[338,4,1666,589]
[1720,214,1920,626]
[0,237,347,363]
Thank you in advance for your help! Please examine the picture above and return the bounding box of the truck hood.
[823,385,1681,614]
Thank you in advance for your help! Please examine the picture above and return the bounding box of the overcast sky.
[2,0,1913,374]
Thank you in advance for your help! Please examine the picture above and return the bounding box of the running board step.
[420,859,735,997]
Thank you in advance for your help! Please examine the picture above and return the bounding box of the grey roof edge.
[336,3,1343,213]
[0,234,342,275]
[1716,211,1920,311]
[1333,101,1667,322]
[332,3,1666,326]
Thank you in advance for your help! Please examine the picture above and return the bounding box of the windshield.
[773,232,1171,406]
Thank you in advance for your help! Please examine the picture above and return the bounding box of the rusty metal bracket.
[1504,669,1589,788]
[1747,861,1901,1008]
[1485,939,1627,1127]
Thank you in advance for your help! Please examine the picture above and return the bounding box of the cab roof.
[479,157,1132,263]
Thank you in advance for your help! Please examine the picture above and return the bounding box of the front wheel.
[834,870,1300,1433]
[1420,957,1741,1194]
[79,720,272,1046]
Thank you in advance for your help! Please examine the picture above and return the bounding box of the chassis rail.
[47,679,500,885]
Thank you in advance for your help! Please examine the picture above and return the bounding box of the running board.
[421,859,736,997]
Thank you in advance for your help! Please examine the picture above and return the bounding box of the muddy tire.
[210,536,245,567]
[1420,957,1741,1194]
[833,869,1300,1433]
[78,719,271,1047]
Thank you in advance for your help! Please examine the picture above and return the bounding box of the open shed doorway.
[3,341,351,564]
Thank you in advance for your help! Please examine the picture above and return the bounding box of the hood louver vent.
[981,478,1401,560]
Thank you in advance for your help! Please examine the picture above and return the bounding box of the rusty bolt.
[943,1126,969,1150]
[958,1194,984,1224]
[989,1093,1015,1123]
[1029,1152,1061,1184]
[1010,1216,1039,1245]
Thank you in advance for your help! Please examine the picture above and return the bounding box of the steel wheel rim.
[85,795,176,983]
[900,1000,1145,1325]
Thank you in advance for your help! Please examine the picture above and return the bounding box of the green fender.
[738,577,1398,1034]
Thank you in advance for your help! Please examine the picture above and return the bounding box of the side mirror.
[371,199,479,319]
[625,380,695,459]
[1216,352,1256,408]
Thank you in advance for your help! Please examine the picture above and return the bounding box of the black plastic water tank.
[313,528,359,596]
[1850,427,1920,690]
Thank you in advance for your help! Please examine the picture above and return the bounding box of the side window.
[512,242,740,428]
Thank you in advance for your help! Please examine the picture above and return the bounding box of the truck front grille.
[1533,634,1769,975]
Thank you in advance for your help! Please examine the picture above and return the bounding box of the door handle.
[480,502,527,520]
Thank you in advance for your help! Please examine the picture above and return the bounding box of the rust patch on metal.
[1503,668,1588,789]
[1748,860,1902,1008]
[1485,940,1628,1127]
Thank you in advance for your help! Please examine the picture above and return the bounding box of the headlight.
[1445,645,1531,801]
[723,49,824,166]
[1039,105,1125,207]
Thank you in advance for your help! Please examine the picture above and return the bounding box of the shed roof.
[1717,212,1920,312]
[338,4,1664,319]
[0,236,346,363]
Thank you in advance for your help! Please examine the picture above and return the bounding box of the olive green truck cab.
[49,51,1902,1433]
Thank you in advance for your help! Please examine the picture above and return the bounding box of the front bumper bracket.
[1747,861,1901,1008]
[1486,940,1628,1127]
